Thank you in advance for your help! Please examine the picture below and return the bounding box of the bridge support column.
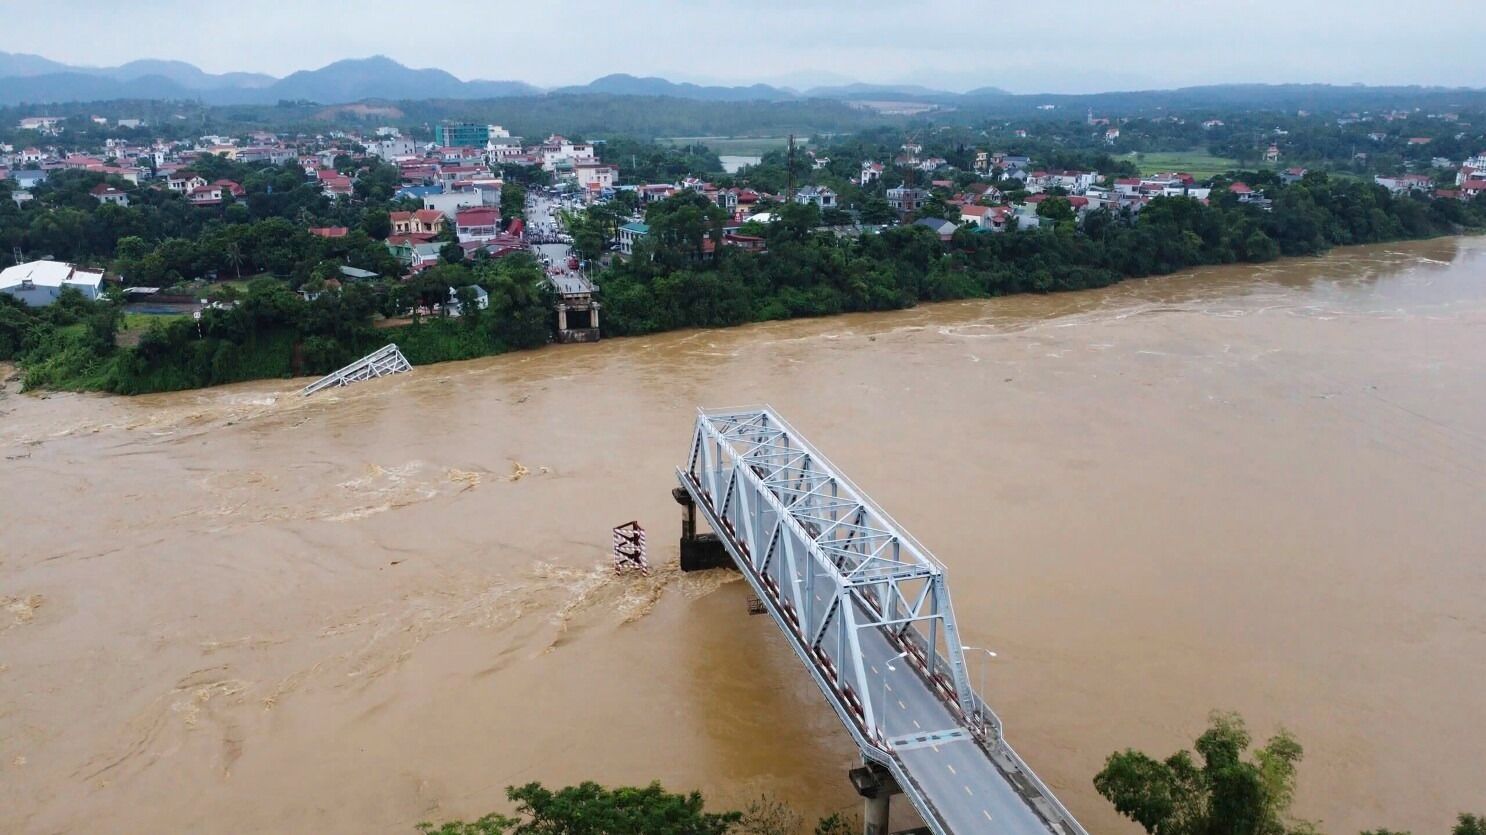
[849,762,902,835]
[671,487,732,572]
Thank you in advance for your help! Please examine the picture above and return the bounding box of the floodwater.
[2,237,1484,835]
[720,154,763,174]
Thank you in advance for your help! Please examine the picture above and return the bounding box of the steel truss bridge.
[676,407,1087,835]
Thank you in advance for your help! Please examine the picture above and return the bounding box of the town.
[3,97,1486,393]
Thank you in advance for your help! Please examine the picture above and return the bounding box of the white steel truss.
[301,343,412,396]
[682,407,989,740]
[677,407,1091,835]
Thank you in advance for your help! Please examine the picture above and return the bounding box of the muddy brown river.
[2,237,1484,835]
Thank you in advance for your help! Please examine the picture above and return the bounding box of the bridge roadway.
[677,407,1086,835]
[853,611,1060,833]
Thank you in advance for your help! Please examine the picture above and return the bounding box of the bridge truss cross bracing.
[677,407,1087,835]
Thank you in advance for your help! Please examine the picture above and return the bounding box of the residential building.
[794,185,837,209]
[618,221,649,256]
[959,205,993,228]
[167,172,207,193]
[1374,174,1433,193]
[385,237,443,273]
[913,217,958,241]
[0,260,105,306]
[89,184,130,206]
[188,184,225,205]
[423,190,482,219]
[538,135,595,172]
[455,208,502,243]
[887,186,929,215]
[1280,167,1308,184]
[390,209,446,237]
[861,161,885,184]
[18,116,62,133]
[574,162,617,191]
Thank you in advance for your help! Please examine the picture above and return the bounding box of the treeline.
[0,159,407,274]
[592,173,1486,337]
[1,254,551,393]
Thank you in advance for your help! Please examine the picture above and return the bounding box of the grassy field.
[1129,150,1243,178]
[658,136,800,155]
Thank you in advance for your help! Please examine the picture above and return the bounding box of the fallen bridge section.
[301,344,412,396]
[677,407,1086,835]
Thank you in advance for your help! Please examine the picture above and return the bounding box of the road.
[525,190,577,273]
[853,619,1052,833]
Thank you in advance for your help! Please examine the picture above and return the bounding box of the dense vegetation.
[591,172,1486,337]
[1,254,551,393]
[1096,712,1483,835]
[415,781,853,835]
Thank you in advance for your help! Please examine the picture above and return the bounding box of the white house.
[794,185,837,209]
[0,261,105,306]
[423,190,483,219]
[574,162,617,190]
[618,221,649,256]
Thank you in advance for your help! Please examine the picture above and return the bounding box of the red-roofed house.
[89,183,129,207]
[1461,180,1486,200]
[188,184,225,205]
[309,226,349,239]
[959,204,994,228]
[455,207,501,243]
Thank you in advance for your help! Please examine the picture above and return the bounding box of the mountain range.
[0,52,1000,107]
[3,52,1483,113]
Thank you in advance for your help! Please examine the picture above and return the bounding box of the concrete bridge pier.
[671,487,732,572]
[850,762,904,835]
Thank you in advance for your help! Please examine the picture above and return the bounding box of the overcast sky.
[5,0,1483,94]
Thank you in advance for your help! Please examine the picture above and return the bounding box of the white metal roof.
[0,260,104,291]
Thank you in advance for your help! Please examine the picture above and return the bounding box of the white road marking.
[946,764,957,775]
[964,785,974,796]
[913,720,921,729]
[983,810,994,822]
[897,699,906,710]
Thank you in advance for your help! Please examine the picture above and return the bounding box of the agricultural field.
[658,135,801,155]
[1128,150,1244,179]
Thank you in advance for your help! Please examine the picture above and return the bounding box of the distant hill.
[268,56,537,103]
[0,52,538,106]
[554,73,796,102]
[1,52,1483,114]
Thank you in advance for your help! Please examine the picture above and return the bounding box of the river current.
[2,237,1483,834]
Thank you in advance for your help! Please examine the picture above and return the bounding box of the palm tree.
[224,241,244,280]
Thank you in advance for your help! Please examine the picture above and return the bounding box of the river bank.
[12,225,1484,398]
[2,237,1482,834]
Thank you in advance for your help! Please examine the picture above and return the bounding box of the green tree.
[1094,711,1313,835]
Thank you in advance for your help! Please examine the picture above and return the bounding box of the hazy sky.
[4,0,1483,93]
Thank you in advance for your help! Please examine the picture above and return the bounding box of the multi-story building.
[434,122,492,148]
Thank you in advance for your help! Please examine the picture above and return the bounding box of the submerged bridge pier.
[674,407,1087,835]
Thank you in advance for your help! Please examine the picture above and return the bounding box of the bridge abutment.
[671,487,732,572]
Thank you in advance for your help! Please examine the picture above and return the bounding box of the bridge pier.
[849,762,903,835]
[671,487,732,572]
